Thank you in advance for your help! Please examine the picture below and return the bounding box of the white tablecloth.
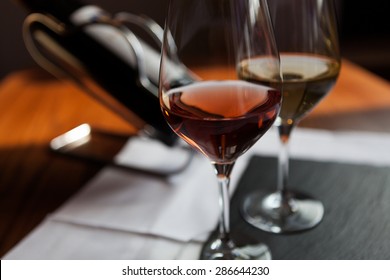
[5,127,390,259]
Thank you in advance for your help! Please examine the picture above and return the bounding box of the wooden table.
[301,60,390,132]
[1,60,390,257]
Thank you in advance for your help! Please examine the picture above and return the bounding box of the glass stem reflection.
[213,162,235,242]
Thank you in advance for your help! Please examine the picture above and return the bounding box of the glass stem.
[277,139,289,194]
[277,124,294,197]
[213,162,235,242]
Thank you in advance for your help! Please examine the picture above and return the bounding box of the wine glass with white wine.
[240,0,341,233]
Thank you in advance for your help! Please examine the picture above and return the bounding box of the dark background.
[0,0,389,80]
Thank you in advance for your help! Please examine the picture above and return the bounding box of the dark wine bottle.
[15,0,181,146]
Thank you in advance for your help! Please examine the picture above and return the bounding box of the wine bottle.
[15,0,185,146]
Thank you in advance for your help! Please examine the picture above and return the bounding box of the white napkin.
[50,137,219,243]
[49,128,390,244]
[248,127,390,166]
[114,137,193,174]
[3,219,200,260]
[6,128,390,260]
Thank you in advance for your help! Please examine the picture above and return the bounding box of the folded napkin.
[114,137,194,175]
[4,219,200,259]
[51,136,219,243]
[51,128,390,244]
[35,128,390,243]
[250,128,390,166]
[6,128,390,260]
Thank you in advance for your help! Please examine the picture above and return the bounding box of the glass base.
[241,191,324,234]
[200,238,271,260]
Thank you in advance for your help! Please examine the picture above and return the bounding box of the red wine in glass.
[161,80,281,163]
[160,0,281,260]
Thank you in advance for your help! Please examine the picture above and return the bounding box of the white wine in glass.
[240,0,341,233]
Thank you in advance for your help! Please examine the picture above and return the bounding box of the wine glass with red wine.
[241,0,341,233]
[159,0,281,259]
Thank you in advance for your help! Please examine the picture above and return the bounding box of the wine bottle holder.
[23,11,162,128]
[22,10,194,175]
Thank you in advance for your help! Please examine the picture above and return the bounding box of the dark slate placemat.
[229,156,390,260]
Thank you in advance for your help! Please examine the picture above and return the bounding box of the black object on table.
[228,155,390,260]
